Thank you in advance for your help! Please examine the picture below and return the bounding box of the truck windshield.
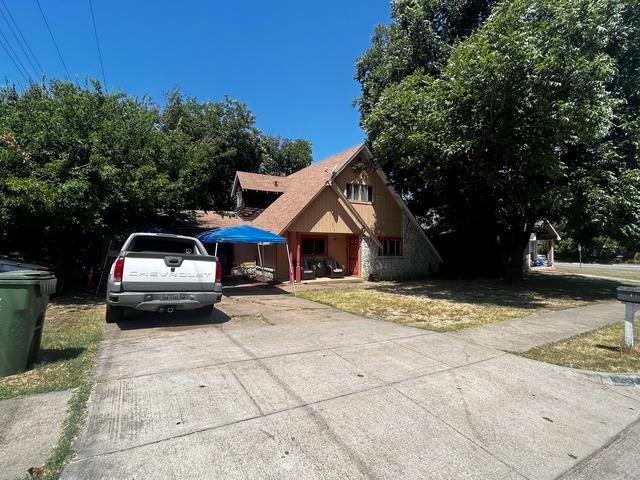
[128,237,198,254]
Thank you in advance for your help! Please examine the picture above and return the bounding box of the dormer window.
[346,183,373,203]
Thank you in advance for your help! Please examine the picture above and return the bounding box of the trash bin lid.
[0,269,56,284]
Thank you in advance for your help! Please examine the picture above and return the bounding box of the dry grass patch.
[0,295,104,399]
[299,273,622,332]
[521,322,640,373]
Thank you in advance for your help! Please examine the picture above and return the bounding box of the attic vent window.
[346,183,373,203]
[274,180,278,186]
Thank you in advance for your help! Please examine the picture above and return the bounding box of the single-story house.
[196,144,442,282]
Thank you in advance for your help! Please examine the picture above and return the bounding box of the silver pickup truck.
[105,233,222,323]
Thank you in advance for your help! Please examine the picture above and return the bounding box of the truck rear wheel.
[106,305,124,323]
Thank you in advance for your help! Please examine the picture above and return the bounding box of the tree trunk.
[503,223,532,284]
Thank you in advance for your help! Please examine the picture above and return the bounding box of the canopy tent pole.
[214,242,218,256]
[285,243,296,295]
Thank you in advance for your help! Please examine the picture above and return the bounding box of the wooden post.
[295,232,302,284]
[286,243,296,295]
[625,303,639,349]
[549,240,555,266]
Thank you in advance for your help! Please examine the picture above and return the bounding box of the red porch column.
[295,231,302,283]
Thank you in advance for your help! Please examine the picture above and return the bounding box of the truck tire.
[106,305,124,323]
[200,304,215,316]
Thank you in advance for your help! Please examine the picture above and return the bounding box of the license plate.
[160,294,180,301]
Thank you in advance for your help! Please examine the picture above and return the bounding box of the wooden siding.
[233,243,257,265]
[276,243,290,280]
[330,234,348,270]
[289,187,361,234]
[335,166,402,237]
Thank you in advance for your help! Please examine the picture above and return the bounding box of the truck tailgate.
[121,252,217,292]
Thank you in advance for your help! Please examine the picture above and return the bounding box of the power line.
[0,26,31,81]
[0,0,43,76]
[88,0,106,91]
[0,30,28,82]
[0,3,37,77]
[35,0,70,80]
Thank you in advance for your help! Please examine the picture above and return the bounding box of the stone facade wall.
[360,213,439,280]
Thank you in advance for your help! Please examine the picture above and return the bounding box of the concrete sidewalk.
[452,301,623,353]
[60,294,640,480]
[0,390,71,480]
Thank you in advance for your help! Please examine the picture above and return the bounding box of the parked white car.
[105,233,222,323]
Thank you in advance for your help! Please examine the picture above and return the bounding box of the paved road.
[560,418,640,480]
[61,290,640,480]
[453,301,623,353]
[556,262,640,273]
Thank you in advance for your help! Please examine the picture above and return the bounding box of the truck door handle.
[164,256,184,267]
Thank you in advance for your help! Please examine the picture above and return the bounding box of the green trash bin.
[0,270,57,377]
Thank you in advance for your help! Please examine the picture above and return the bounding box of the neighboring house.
[197,144,442,282]
[527,221,561,267]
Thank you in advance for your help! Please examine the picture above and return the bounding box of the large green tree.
[159,90,265,211]
[562,2,640,257]
[355,0,498,228]
[0,81,311,283]
[0,81,181,277]
[355,0,497,119]
[359,0,639,279]
[259,135,312,176]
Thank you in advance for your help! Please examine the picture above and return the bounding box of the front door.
[347,235,360,276]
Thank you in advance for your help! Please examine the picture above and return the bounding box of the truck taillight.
[215,259,222,282]
[114,257,125,282]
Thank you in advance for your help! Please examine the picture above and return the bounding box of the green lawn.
[298,272,623,332]
[521,322,640,373]
[555,265,640,283]
[0,295,105,480]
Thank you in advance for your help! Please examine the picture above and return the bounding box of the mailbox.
[617,286,640,304]
[617,286,640,348]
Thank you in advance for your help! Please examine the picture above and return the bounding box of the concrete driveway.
[61,289,640,479]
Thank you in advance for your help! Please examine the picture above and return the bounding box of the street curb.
[566,367,640,388]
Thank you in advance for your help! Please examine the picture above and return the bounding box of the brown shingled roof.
[235,171,288,193]
[195,210,248,229]
[252,144,365,234]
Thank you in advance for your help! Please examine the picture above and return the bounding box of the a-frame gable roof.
[247,142,441,264]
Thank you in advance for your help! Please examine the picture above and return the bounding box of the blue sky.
[0,1,391,160]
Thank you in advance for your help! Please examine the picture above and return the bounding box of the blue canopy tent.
[196,225,295,292]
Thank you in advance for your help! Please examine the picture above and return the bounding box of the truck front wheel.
[106,305,125,323]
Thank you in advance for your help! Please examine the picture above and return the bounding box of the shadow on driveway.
[114,308,231,331]
[222,283,289,297]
